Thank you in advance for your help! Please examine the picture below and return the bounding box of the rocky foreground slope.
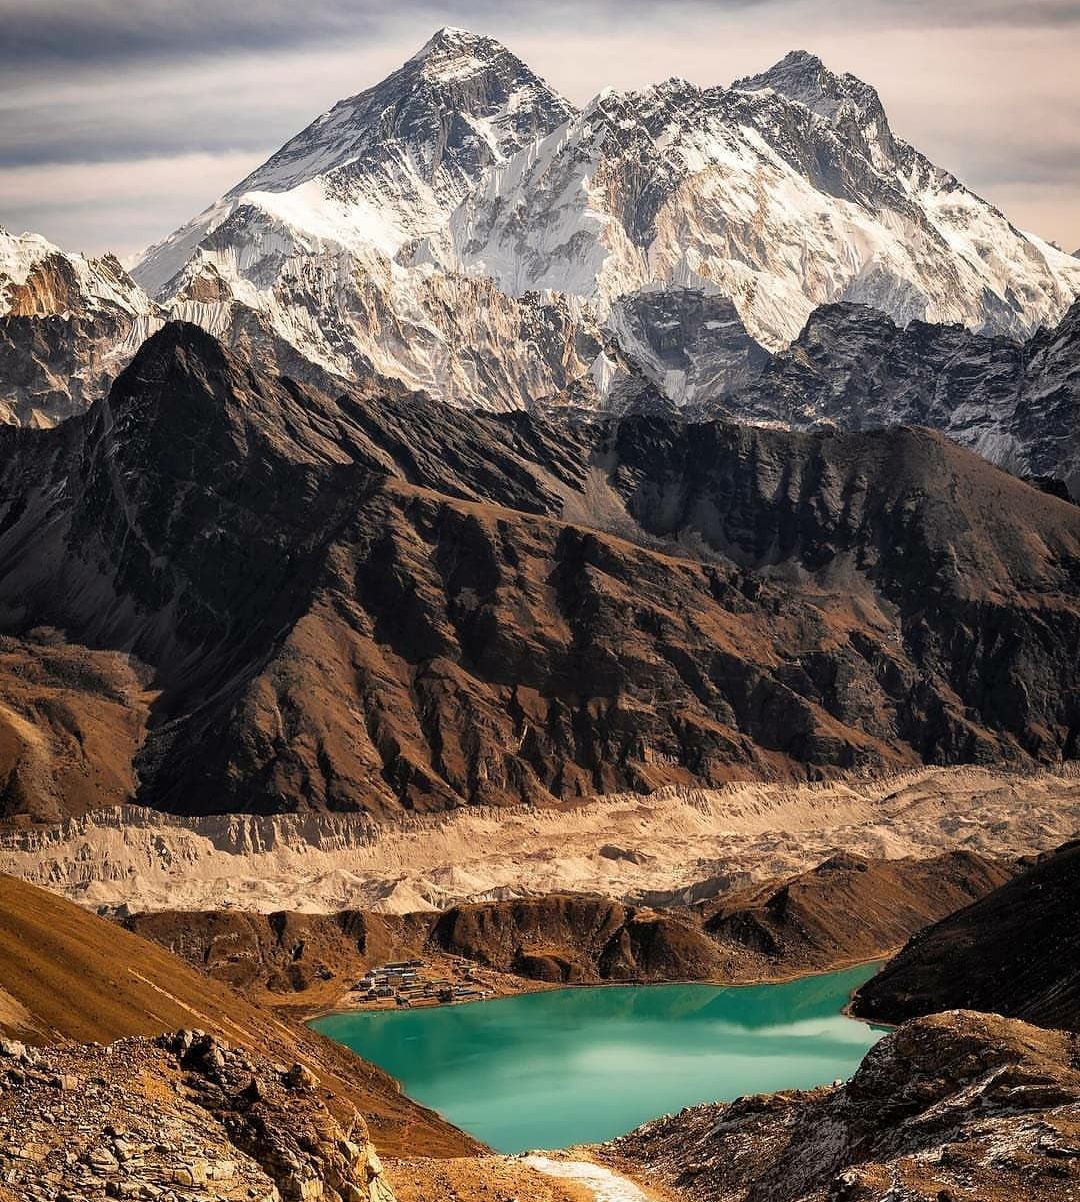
[852,839,1080,1033]
[0,1032,395,1202]
[0,874,475,1158]
[606,1010,1080,1202]
[1,325,1079,821]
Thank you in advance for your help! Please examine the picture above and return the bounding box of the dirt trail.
[525,1155,658,1202]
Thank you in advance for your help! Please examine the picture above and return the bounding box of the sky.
[1,0,1078,261]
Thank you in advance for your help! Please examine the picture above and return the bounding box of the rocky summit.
[1,323,1079,821]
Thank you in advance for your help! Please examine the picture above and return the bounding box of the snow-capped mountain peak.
[133,28,574,297]
[1,226,155,319]
[734,50,899,168]
[407,25,518,79]
[125,34,1080,420]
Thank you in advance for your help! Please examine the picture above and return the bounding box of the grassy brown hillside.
[0,873,479,1157]
[702,849,1013,972]
[852,839,1080,1031]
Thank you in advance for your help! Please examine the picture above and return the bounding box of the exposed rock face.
[720,299,1080,498]
[125,908,433,997]
[123,852,1012,995]
[0,227,161,426]
[544,288,770,417]
[0,1031,396,1201]
[1,323,1079,819]
[606,1010,1080,1202]
[852,839,1080,1032]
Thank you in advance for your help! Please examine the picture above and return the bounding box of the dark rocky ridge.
[1,322,1079,820]
[852,838,1080,1032]
[123,851,1012,998]
[717,298,1080,498]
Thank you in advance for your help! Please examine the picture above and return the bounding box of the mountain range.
[1,322,1078,822]
[1,29,1078,496]
[2,26,1080,1202]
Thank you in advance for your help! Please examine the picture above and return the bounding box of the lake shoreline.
[301,950,895,1025]
[310,964,889,1155]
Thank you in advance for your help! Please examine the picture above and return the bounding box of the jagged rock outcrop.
[0,227,161,426]
[0,1030,396,1201]
[719,298,1080,498]
[606,1010,1080,1202]
[0,324,1079,819]
[852,839,1080,1032]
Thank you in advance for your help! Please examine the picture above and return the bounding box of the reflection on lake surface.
[313,963,887,1152]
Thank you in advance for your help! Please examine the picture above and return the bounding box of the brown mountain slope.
[123,851,1011,1000]
[0,874,478,1157]
[702,848,1012,969]
[605,1010,1080,1202]
[852,839,1080,1031]
[1,323,1079,820]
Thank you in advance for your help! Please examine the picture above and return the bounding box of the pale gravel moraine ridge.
[2,765,1077,915]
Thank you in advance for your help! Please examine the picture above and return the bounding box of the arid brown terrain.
[0,873,475,1159]
[117,851,1008,1014]
[853,839,1080,1032]
[1,324,1079,823]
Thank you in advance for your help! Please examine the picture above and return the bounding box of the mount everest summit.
[1,27,1079,489]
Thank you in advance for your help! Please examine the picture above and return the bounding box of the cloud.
[0,0,1077,254]
[0,0,388,67]
[0,153,262,259]
[2,0,1077,73]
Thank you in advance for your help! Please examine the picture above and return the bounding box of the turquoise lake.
[312,963,887,1152]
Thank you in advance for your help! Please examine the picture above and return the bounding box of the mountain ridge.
[1,324,1079,821]
[851,838,1080,1032]
[122,30,1078,415]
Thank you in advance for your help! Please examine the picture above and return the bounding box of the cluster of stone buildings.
[355,960,489,1007]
